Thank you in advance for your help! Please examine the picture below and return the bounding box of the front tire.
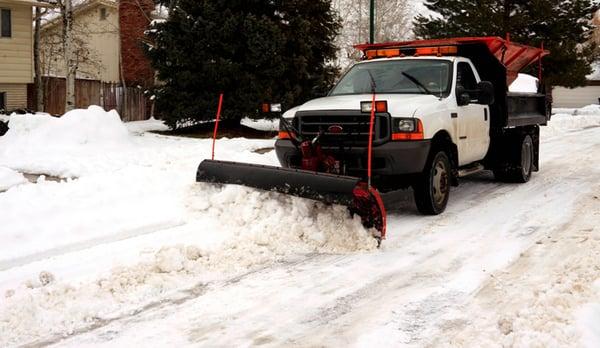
[414,151,451,215]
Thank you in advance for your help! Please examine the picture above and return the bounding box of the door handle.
[484,109,488,121]
[451,113,458,118]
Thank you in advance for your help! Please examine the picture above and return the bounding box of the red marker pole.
[211,93,224,160]
[367,92,376,188]
[538,42,544,83]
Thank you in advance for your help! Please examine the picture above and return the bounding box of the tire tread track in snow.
[20,254,326,348]
[0,221,184,271]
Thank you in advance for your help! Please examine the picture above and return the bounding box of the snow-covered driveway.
[1,107,599,347]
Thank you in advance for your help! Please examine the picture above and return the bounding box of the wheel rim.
[521,137,532,177]
[432,158,448,206]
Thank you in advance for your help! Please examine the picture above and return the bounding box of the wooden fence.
[28,77,151,121]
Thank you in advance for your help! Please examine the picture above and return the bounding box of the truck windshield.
[330,59,452,96]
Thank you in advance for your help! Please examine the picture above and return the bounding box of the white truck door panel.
[456,61,490,165]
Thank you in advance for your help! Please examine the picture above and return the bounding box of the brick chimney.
[119,0,155,88]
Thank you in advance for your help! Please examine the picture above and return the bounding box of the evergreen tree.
[146,0,340,128]
[414,0,598,88]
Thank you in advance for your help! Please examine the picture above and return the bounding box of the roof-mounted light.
[415,46,458,56]
[365,45,458,59]
[366,49,402,60]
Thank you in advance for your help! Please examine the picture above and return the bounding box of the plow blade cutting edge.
[196,160,386,239]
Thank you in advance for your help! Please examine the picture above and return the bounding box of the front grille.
[297,111,390,146]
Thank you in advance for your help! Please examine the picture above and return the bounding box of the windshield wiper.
[401,71,435,96]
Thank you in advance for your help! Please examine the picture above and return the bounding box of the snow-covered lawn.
[0,106,599,347]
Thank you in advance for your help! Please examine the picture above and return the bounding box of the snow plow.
[197,96,387,242]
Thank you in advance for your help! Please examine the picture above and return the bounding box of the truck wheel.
[494,134,533,183]
[414,151,451,215]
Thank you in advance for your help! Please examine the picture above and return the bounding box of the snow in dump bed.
[0,166,27,191]
[508,73,539,93]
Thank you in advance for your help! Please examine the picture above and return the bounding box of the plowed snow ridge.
[0,184,376,346]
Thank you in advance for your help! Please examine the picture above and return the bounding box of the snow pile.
[543,106,600,138]
[241,117,279,132]
[0,106,133,177]
[509,73,539,93]
[192,184,378,258]
[0,166,27,191]
[125,118,170,134]
[0,183,376,346]
[573,104,600,115]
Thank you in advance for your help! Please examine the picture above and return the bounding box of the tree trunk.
[62,0,76,112]
[34,7,43,112]
[167,0,177,15]
[503,0,512,36]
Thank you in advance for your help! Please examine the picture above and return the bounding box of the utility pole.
[369,0,375,43]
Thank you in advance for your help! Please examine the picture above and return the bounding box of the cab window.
[456,62,478,90]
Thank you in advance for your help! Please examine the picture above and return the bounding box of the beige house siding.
[553,86,600,108]
[0,2,33,85]
[40,2,120,83]
[0,83,27,109]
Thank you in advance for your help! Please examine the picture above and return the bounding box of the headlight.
[361,100,388,113]
[393,118,416,133]
[261,103,283,113]
[270,103,282,113]
[391,118,424,141]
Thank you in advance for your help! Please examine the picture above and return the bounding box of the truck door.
[456,61,490,165]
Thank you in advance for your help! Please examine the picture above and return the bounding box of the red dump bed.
[354,37,549,86]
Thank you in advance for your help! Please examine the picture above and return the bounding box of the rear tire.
[494,134,533,183]
[414,151,451,215]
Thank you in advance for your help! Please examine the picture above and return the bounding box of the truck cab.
[275,37,550,215]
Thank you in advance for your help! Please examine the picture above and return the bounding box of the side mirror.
[477,81,495,105]
[456,86,470,106]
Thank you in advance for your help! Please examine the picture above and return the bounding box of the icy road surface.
[0,106,599,347]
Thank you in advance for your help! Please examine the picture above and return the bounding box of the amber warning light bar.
[365,45,458,60]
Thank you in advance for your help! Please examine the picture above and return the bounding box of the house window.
[1,9,11,38]
[0,92,6,111]
[100,7,107,20]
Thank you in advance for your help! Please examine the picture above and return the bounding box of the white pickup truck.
[275,37,551,215]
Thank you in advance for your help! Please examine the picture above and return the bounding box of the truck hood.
[296,94,442,117]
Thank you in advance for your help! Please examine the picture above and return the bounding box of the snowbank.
[125,118,170,134]
[241,117,279,132]
[573,104,600,115]
[509,73,539,93]
[542,111,600,138]
[0,106,133,177]
[0,167,27,191]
